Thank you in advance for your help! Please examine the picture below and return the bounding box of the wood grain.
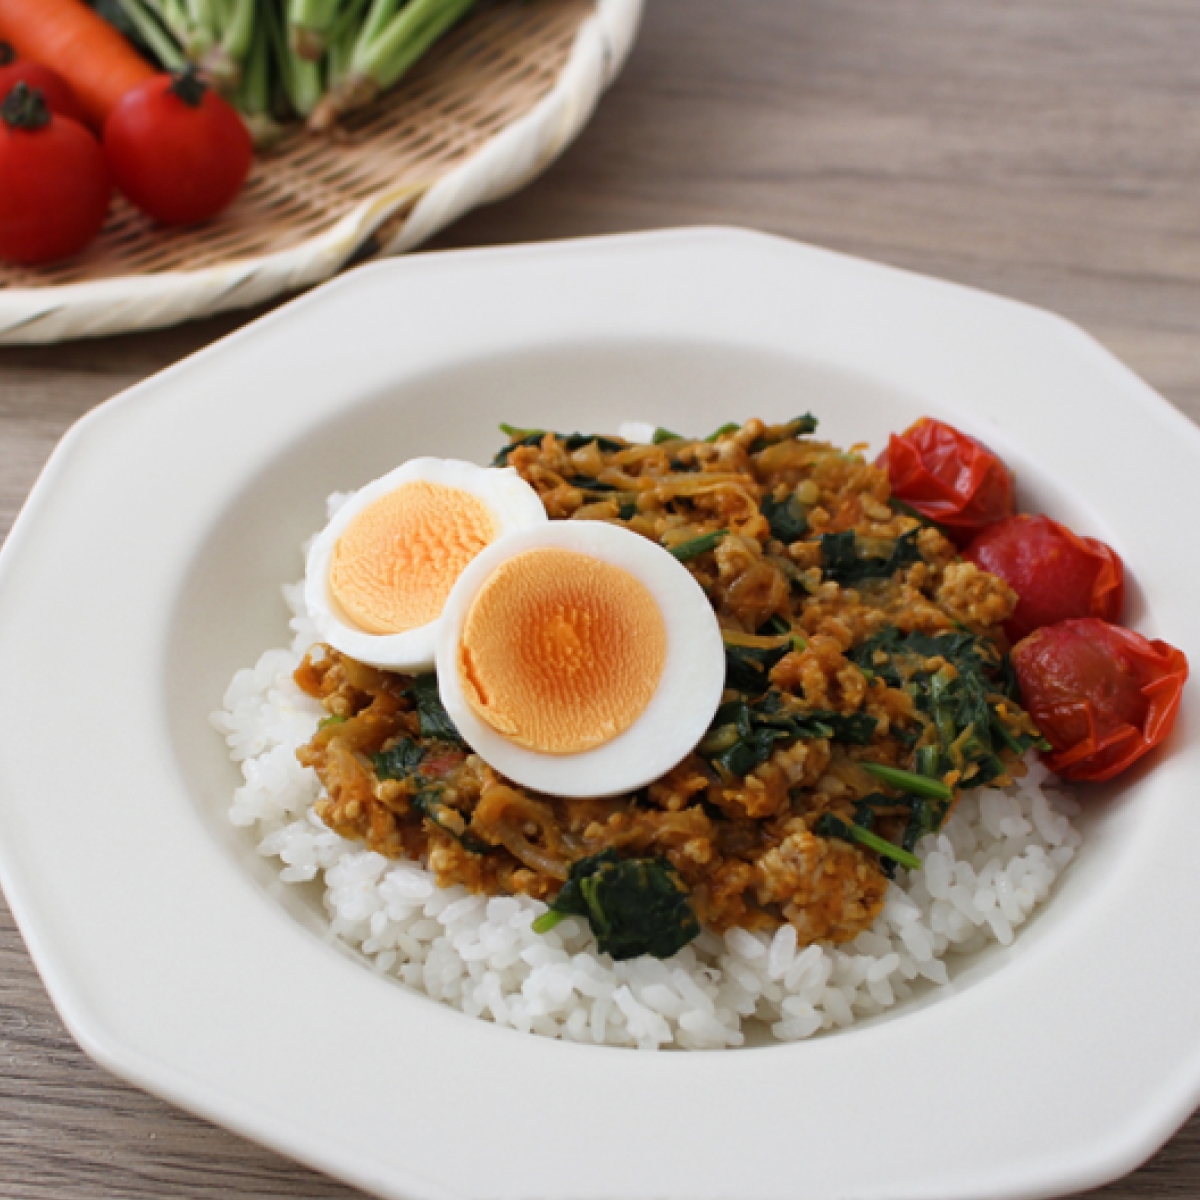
[2,1,1199,1196]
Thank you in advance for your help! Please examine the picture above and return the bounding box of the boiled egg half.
[435,521,725,797]
[305,457,547,670]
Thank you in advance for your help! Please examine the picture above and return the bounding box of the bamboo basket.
[0,0,641,344]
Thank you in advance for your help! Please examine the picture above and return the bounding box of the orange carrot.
[0,0,155,130]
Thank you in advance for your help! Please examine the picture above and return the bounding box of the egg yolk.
[330,481,498,635]
[457,548,667,755]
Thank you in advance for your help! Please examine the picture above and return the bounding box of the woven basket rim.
[0,0,643,345]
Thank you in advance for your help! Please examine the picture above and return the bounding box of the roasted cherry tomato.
[0,83,110,265]
[1012,618,1187,782]
[879,417,1014,543]
[0,43,85,125]
[104,66,252,226]
[965,514,1124,641]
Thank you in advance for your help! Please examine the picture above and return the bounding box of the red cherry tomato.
[104,67,252,226]
[1012,618,1187,782]
[964,514,1124,641]
[0,83,109,265]
[879,417,1015,543]
[0,44,86,125]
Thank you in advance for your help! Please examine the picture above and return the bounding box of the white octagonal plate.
[1,228,1199,1200]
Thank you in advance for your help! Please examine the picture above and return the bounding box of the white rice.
[211,528,1082,1051]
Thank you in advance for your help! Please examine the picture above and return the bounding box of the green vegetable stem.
[668,530,727,562]
[860,762,953,801]
[309,0,479,132]
[288,0,342,58]
[103,0,479,134]
[116,0,256,91]
[814,813,921,872]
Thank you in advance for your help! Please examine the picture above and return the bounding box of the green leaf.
[723,644,789,695]
[819,529,922,586]
[698,689,878,777]
[850,624,1036,804]
[372,737,425,781]
[652,427,684,444]
[806,710,878,745]
[566,475,619,493]
[408,675,465,745]
[492,430,545,466]
[492,428,623,465]
[536,851,700,961]
[563,434,625,453]
[749,414,820,452]
[761,492,808,544]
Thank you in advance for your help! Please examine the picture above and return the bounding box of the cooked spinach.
[723,643,790,695]
[531,850,700,961]
[819,529,922,585]
[565,434,625,453]
[372,736,425,781]
[407,675,465,745]
[492,426,623,466]
[410,788,493,855]
[371,734,489,853]
[754,690,878,745]
[492,427,544,465]
[705,422,741,442]
[761,492,808,544]
[749,413,819,452]
[669,530,727,562]
[848,625,1045,844]
[700,689,878,778]
[860,762,952,800]
[565,475,619,493]
[810,711,880,744]
[814,813,921,872]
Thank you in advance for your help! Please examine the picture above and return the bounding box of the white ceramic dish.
[1,228,1198,1200]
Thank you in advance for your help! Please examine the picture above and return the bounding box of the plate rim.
[2,226,1199,1200]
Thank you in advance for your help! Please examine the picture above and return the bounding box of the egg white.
[435,521,726,798]
[305,457,547,670]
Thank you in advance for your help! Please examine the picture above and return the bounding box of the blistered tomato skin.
[965,514,1124,641]
[1012,618,1188,782]
[879,417,1014,543]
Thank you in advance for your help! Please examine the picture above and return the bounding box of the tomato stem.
[169,64,209,107]
[1,82,51,131]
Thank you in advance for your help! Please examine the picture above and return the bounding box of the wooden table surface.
[3,1,1200,1196]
